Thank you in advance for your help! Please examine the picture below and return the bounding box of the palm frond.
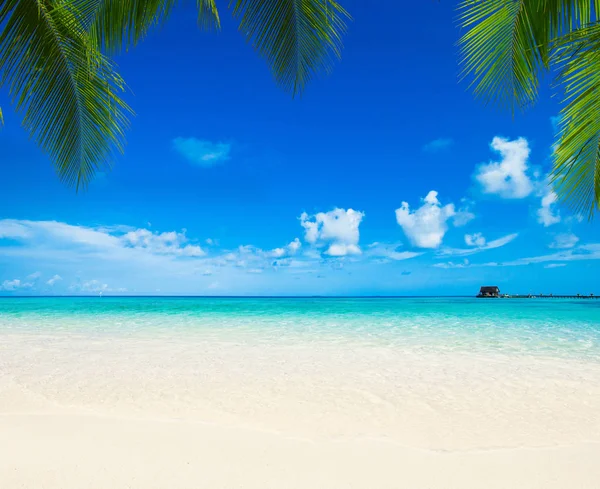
[230,0,349,95]
[89,0,221,53]
[0,0,131,188]
[457,0,599,111]
[552,22,600,217]
[458,0,547,110]
[88,0,176,53]
[0,106,3,126]
[197,0,220,30]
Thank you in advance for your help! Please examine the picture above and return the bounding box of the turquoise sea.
[1,296,599,361]
[3,296,600,454]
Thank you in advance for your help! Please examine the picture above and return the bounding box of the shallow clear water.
[2,297,600,449]
[1,297,599,360]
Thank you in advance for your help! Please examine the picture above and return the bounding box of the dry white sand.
[2,329,600,488]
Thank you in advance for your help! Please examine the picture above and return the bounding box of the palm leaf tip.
[197,0,221,30]
[552,23,600,218]
[231,0,350,95]
[457,0,546,111]
[0,0,131,188]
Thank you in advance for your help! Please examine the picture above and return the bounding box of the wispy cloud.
[439,243,600,268]
[433,259,470,269]
[544,263,566,269]
[499,244,600,266]
[0,278,33,291]
[46,274,62,286]
[549,233,579,249]
[0,219,206,264]
[172,137,231,166]
[423,138,453,152]
[437,233,518,257]
[366,242,423,262]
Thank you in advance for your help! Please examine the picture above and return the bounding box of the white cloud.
[0,220,31,239]
[269,238,302,258]
[326,243,361,257]
[300,208,364,256]
[453,208,476,227]
[26,271,42,280]
[544,263,567,269]
[172,138,231,166]
[395,191,456,249]
[69,280,126,294]
[123,228,205,257]
[438,233,518,257]
[488,243,600,266]
[465,233,486,247]
[474,137,534,198]
[47,274,62,286]
[537,188,561,227]
[366,242,423,262]
[0,279,33,291]
[0,220,205,260]
[549,233,579,249]
[433,259,470,269]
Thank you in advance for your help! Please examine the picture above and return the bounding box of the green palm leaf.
[197,0,220,31]
[231,0,349,95]
[458,0,546,110]
[0,0,131,188]
[89,0,221,54]
[552,23,600,216]
[458,0,599,110]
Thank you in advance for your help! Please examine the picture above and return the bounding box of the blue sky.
[1,1,599,296]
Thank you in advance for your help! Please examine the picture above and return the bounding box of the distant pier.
[497,294,599,299]
[476,286,598,299]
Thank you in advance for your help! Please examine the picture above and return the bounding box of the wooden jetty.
[476,286,598,299]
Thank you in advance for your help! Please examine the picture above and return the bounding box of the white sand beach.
[2,322,600,489]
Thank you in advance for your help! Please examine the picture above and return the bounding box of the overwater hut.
[477,286,500,298]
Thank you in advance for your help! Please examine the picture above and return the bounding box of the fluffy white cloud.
[465,233,486,247]
[300,208,364,256]
[123,229,205,257]
[326,243,361,257]
[172,138,231,166]
[0,279,33,291]
[537,188,561,227]
[438,233,518,257]
[474,137,534,198]
[395,191,456,249]
[269,238,302,258]
[47,274,62,286]
[549,233,579,249]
